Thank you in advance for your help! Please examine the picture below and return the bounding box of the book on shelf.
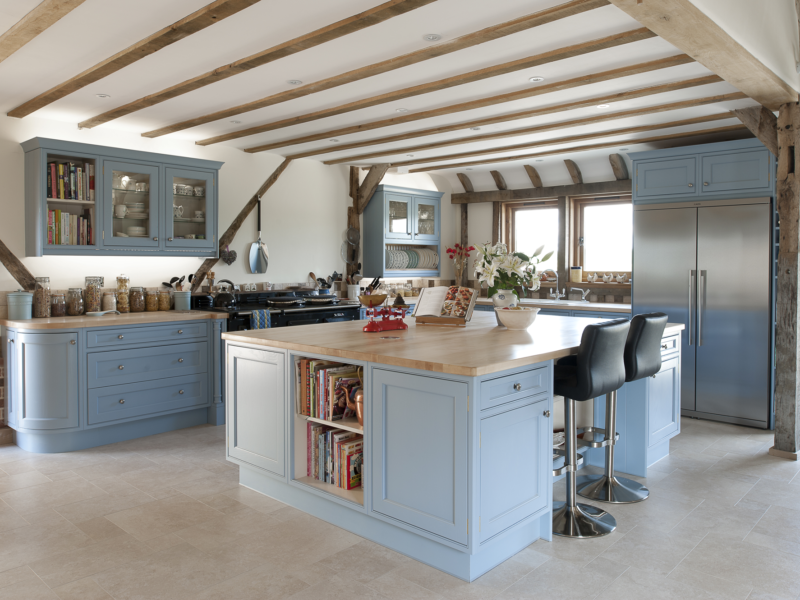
[412,286,478,326]
[47,208,93,246]
[307,421,362,489]
[47,160,94,202]
[297,360,361,422]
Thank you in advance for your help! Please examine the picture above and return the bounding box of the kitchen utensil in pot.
[249,195,269,274]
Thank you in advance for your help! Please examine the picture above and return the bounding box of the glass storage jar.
[50,293,66,317]
[116,275,130,313]
[158,290,171,311]
[130,287,145,313]
[34,276,51,318]
[84,276,102,313]
[146,291,159,312]
[102,292,117,312]
[67,288,84,316]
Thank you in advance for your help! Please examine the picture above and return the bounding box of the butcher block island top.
[223,312,684,377]
[0,310,226,329]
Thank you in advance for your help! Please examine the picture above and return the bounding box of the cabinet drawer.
[87,342,207,389]
[480,366,548,411]
[88,374,208,425]
[87,321,208,348]
[660,335,679,356]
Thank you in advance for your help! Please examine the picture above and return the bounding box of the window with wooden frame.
[572,196,633,280]
[504,200,559,274]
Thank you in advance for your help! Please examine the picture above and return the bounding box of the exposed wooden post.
[357,164,389,214]
[556,196,569,297]
[608,153,629,180]
[0,239,36,290]
[456,173,474,192]
[191,158,292,291]
[460,204,469,286]
[490,170,507,190]
[524,165,544,187]
[772,102,800,460]
[564,160,583,184]
[346,166,361,280]
[491,203,501,246]
[732,107,779,156]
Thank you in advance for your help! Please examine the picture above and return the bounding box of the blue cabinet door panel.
[371,369,468,545]
[102,159,161,248]
[648,354,680,446]
[384,193,413,240]
[87,342,207,388]
[636,158,696,198]
[701,150,770,194]
[164,167,215,250]
[480,397,548,542]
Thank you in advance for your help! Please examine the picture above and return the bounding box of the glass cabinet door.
[165,168,214,250]
[385,193,412,240]
[413,196,439,241]
[102,160,160,248]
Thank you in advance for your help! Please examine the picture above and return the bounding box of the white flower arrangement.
[473,242,553,299]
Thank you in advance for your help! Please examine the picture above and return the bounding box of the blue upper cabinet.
[362,184,443,278]
[631,139,775,204]
[22,138,222,257]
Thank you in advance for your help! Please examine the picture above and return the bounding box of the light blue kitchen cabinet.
[648,353,681,448]
[636,157,697,199]
[22,137,222,257]
[479,396,549,542]
[700,149,771,194]
[362,185,443,278]
[4,330,16,428]
[371,368,468,545]
[226,345,285,477]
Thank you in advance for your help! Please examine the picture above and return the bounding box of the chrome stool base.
[552,501,617,538]
[576,474,649,504]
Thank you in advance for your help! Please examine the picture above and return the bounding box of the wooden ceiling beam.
[409,124,748,172]
[9,0,259,119]
[456,173,475,193]
[387,113,734,168]
[357,164,390,214]
[0,0,86,66]
[564,160,583,184]
[524,165,544,187]
[608,0,797,109]
[608,153,629,180]
[732,106,778,156]
[490,171,508,190]
[189,24,655,143]
[245,55,699,153]
[76,0,434,129]
[322,91,746,164]
[452,180,632,204]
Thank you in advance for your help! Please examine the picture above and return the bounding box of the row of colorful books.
[296,359,362,422]
[47,161,95,202]
[307,422,362,490]
[48,209,93,246]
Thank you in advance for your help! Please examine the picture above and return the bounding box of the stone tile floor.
[0,418,796,599]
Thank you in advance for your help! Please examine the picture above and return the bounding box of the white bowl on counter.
[495,306,540,330]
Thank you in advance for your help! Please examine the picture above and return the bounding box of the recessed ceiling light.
[619,147,629,151]
[230,120,241,124]
[528,76,545,83]
[465,168,473,170]
[470,127,481,131]
[396,108,408,113]
[406,154,415,157]
[329,139,339,142]
[287,79,303,85]
[535,159,544,162]
[597,104,611,109]
[95,94,111,98]
[423,33,442,42]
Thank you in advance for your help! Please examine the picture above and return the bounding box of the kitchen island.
[223,313,683,581]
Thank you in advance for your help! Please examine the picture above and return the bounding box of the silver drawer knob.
[118,335,124,340]
[513,383,522,391]
[544,410,551,418]
[704,182,709,186]
[661,344,668,349]
[179,390,185,395]
[153,237,158,241]
[178,358,184,363]
[168,237,173,241]
[688,183,693,187]
[118,399,125,404]
[177,330,183,334]
[118,365,124,370]
[70,340,76,345]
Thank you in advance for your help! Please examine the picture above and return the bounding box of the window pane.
[583,204,632,272]
[514,208,558,273]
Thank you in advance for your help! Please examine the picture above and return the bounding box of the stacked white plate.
[385,248,439,270]
[126,226,147,237]
[124,201,146,211]
[125,212,148,220]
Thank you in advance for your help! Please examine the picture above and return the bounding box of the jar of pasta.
[67,288,84,316]
[158,290,171,311]
[34,277,51,318]
[130,287,145,313]
[84,276,102,313]
[146,291,159,312]
[116,275,130,313]
[50,293,66,317]
[102,292,117,312]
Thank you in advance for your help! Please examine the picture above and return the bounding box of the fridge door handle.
[698,270,706,346]
[689,270,695,345]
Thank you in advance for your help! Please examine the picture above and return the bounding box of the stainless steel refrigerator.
[633,197,773,428]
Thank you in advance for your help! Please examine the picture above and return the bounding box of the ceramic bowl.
[495,306,540,330]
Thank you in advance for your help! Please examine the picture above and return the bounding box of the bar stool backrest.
[624,313,668,382]
[571,319,630,401]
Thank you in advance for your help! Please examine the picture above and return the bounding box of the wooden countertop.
[223,312,684,377]
[475,298,631,313]
[0,310,226,330]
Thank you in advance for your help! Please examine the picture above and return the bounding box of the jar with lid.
[102,292,117,312]
[34,276,51,318]
[84,277,102,313]
[146,291,158,312]
[116,275,130,313]
[50,293,66,317]
[158,290,172,311]
[67,288,84,316]
[130,287,145,313]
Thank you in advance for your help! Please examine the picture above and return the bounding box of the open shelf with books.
[292,356,364,506]
[45,153,98,248]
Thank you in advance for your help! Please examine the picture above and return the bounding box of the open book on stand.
[412,286,478,326]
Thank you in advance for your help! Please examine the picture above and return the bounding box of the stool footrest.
[577,428,620,449]
[552,451,584,477]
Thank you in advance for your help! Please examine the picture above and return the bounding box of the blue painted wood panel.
[16,331,78,430]
[649,354,681,447]
[226,345,285,476]
[636,157,697,198]
[479,397,548,542]
[87,321,208,348]
[701,150,770,194]
[479,367,547,411]
[5,330,18,428]
[87,342,207,389]
[88,373,207,425]
[371,369,468,545]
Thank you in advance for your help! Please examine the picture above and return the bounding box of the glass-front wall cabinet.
[105,161,159,248]
[166,168,214,250]
[414,198,439,241]
[386,194,412,240]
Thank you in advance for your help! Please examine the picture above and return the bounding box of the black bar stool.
[553,318,630,539]
[577,312,668,504]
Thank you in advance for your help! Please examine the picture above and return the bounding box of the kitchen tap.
[570,287,591,302]
[542,269,565,301]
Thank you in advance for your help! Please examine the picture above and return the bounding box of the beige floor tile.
[199,490,250,514]
[0,477,105,515]
[75,516,128,542]
[0,520,90,572]
[743,479,800,512]
[668,499,766,541]
[649,468,758,506]
[506,544,551,571]
[170,472,240,500]
[119,460,218,493]
[105,492,222,541]
[52,577,114,600]
[70,455,159,481]
[529,527,625,566]
[497,557,618,600]
[648,451,721,475]
[442,557,535,600]
[751,505,800,545]
[84,475,143,497]
[222,485,287,514]
[600,525,704,575]
[745,590,797,600]
[0,470,52,494]
[593,566,713,600]
[30,534,152,588]
[144,533,186,552]
[146,487,182,500]
[194,562,310,600]
[0,566,38,590]
[317,540,410,584]
[707,450,800,484]
[54,489,154,524]
[47,471,81,482]
[286,574,388,600]
[584,556,629,580]
[174,506,279,551]
[367,569,446,599]
[743,531,800,559]
[705,436,771,457]
[0,502,30,534]
[667,562,753,600]
[0,577,59,600]
[393,560,467,596]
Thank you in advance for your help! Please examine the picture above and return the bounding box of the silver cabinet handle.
[178,358,184,363]
[704,182,709,186]
[688,183,693,187]
[118,399,125,404]
[118,335,124,340]
[513,383,522,391]
[543,410,551,418]
[168,237,173,241]
[177,330,183,334]
[179,390,184,395]
[698,270,706,346]
[70,340,76,345]
[7,339,13,344]
[688,270,695,346]
[661,344,668,350]
[118,365,124,370]
[153,237,158,241]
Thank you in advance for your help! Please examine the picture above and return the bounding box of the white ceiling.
[0,0,760,191]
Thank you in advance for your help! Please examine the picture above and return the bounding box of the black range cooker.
[191,289,361,331]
